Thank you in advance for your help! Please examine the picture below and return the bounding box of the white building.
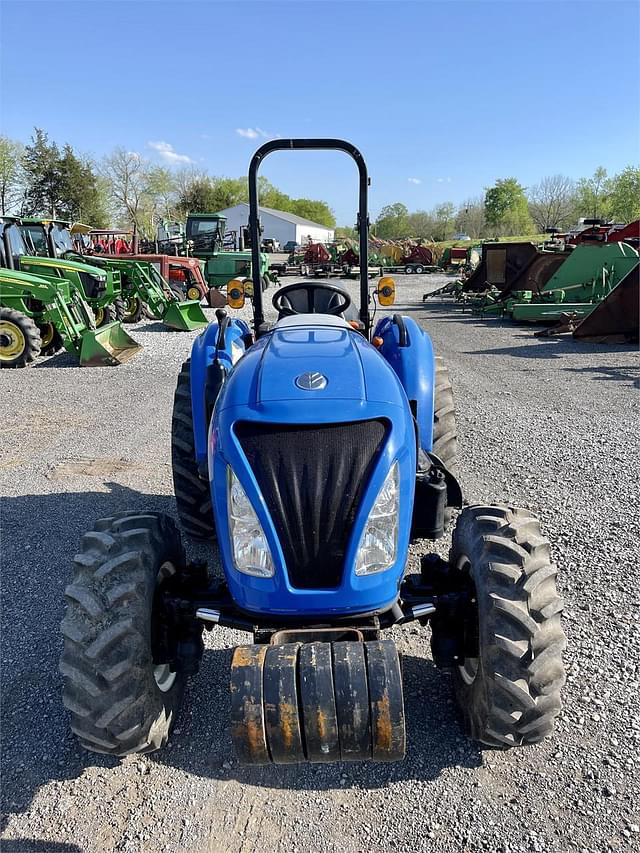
[215,203,334,248]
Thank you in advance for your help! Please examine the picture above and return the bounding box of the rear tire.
[122,295,144,323]
[0,308,41,368]
[448,505,566,748]
[171,359,216,540]
[60,512,190,756]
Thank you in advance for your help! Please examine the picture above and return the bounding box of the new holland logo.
[295,371,328,391]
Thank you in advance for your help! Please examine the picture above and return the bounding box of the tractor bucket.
[79,322,142,366]
[573,264,639,343]
[161,299,208,331]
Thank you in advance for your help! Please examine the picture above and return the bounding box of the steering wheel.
[272,281,352,317]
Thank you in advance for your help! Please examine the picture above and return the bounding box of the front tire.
[0,308,41,368]
[171,360,216,540]
[94,298,125,328]
[60,512,190,756]
[448,505,566,748]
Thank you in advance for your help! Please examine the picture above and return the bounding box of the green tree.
[144,166,177,223]
[454,197,486,239]
[484,178,533,235]
[290,198,336,228]
[22,128,63,215]
[176,176,220,216]
[607,166,640,222]
[58,145,108,225]
[433,202,455,241]
[407,210,435,239]
[0,136,25,215]
[100,147,149,234]
[573,167,610,221]
[375,203,411,238]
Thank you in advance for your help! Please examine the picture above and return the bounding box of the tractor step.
[230,638,405,764]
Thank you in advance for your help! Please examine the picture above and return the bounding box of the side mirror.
[227,278,246,309]
[377,276,396,306]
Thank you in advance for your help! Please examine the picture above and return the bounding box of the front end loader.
[22,219,208,331]
[0,267,140,367]
[15,218,125,327]
[60,140,566,764]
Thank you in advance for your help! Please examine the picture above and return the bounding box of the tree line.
[0,129,336,236]
[1,129,637,242]
[367,167,639,241]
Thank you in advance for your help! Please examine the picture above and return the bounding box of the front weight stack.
[230,639,405,764]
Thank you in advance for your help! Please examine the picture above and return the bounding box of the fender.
[189,317,251,470]
[373,314,435,452]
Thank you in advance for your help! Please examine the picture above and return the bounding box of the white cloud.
[235,127,277,140]
[147,140,195,165]
[407,177,421,185]
[436,177,452,183]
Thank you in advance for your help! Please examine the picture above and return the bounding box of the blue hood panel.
[258,327,365,402]
[217,327,410,414]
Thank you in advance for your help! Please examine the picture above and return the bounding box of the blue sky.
[1,0,638,225]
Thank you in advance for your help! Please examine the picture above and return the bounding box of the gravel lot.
[1,273,639,853]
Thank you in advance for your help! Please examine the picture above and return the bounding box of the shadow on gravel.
[33,351,79,368]
[1,484,182,833]
[563,364,640,387]
[2,483,481,830]
[0,842,82,852]
[469,337,638,360]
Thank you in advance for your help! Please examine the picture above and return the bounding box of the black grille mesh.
[235,420,386,589]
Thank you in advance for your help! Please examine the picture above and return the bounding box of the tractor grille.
[235,420,387,589]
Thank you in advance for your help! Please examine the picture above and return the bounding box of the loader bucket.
[573,264,639,343]
[161,299,208,331]
[79,322,142,366]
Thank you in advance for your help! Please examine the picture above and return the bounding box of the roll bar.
[248,138,370,335]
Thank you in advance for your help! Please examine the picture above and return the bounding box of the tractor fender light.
[372,336,384,348]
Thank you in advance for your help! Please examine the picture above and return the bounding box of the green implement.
[13,218,125,326]
[20,219,207,331]
[0,267,141,367]
[88,256,208,331]
[508,242,640,323]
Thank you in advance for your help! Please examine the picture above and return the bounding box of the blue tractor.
[60,140,566,763]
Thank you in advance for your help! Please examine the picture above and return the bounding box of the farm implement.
[4,217,126,327]
[60,139,566,764]
[23,219,208,331]
[0,267,140,367]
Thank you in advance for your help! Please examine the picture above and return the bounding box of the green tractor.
[20,219,209,332]
[184,213,273,291]
[12,218,125,327]
[0,267,141,368]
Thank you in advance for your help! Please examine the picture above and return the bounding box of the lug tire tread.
[171,360,216,540]
[450,505,566,748]
[0,307,42,368]
[59,512,187,756]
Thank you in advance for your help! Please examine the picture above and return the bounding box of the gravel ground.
[1,273,639,853]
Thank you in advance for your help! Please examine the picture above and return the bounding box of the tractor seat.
[274,314,352,330]
[277,287,345,316]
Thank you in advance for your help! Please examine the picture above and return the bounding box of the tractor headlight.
[355,462,399,576]
[227,467,274,578]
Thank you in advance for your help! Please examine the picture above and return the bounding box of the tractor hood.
[22,256,106,278]
[258,326,366,402]
[218,320,409,412]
